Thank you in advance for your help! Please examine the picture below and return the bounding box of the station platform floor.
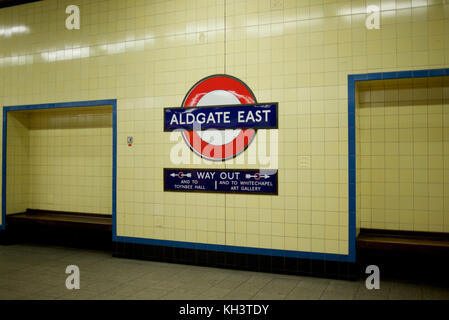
[1,243,449,300]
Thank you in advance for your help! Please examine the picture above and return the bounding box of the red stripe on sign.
[181,75,257,161]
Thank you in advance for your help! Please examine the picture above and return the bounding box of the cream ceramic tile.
[0,0,448,257]
[5,107,112,215]
[357,77,449,232]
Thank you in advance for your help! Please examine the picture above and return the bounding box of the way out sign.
[165,74,278,161]
[164,169,278,195]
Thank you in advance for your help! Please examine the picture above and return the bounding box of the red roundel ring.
[181,74,257,161]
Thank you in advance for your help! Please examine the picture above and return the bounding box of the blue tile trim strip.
[346,68,449,263]
[112,101,117,238]
[113,235,348,262]
[347,74,357,263]
[1,100,117,235]
[1,107,6,231]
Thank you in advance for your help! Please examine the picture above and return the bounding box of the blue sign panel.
[164,103,278,131]
[164,168,278,195]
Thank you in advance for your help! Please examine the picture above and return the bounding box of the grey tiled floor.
[1,243,449,300]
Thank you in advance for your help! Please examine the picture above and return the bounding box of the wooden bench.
[357,228,449,283]
[357,228,449,254]
[7,209,112,232]
[4,209,112,249]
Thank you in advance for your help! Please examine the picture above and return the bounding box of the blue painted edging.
[113,235,348,262]
[1,99,117,236]
[1,107,7,231]
[347,67,449,263]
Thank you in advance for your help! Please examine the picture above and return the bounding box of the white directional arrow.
[245,173,270,179]
[170,172,192,178]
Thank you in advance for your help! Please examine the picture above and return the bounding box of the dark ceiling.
[0,0,42,9]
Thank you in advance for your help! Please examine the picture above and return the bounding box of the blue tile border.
[1,107,7,230]
[1,99,117,236]
[347,67,449,263]
[113,235,348,262]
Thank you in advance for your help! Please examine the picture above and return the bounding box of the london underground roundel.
[181,75,257,161]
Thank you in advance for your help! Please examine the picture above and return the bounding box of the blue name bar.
[164,103,278,131]
[164,168,278,195]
